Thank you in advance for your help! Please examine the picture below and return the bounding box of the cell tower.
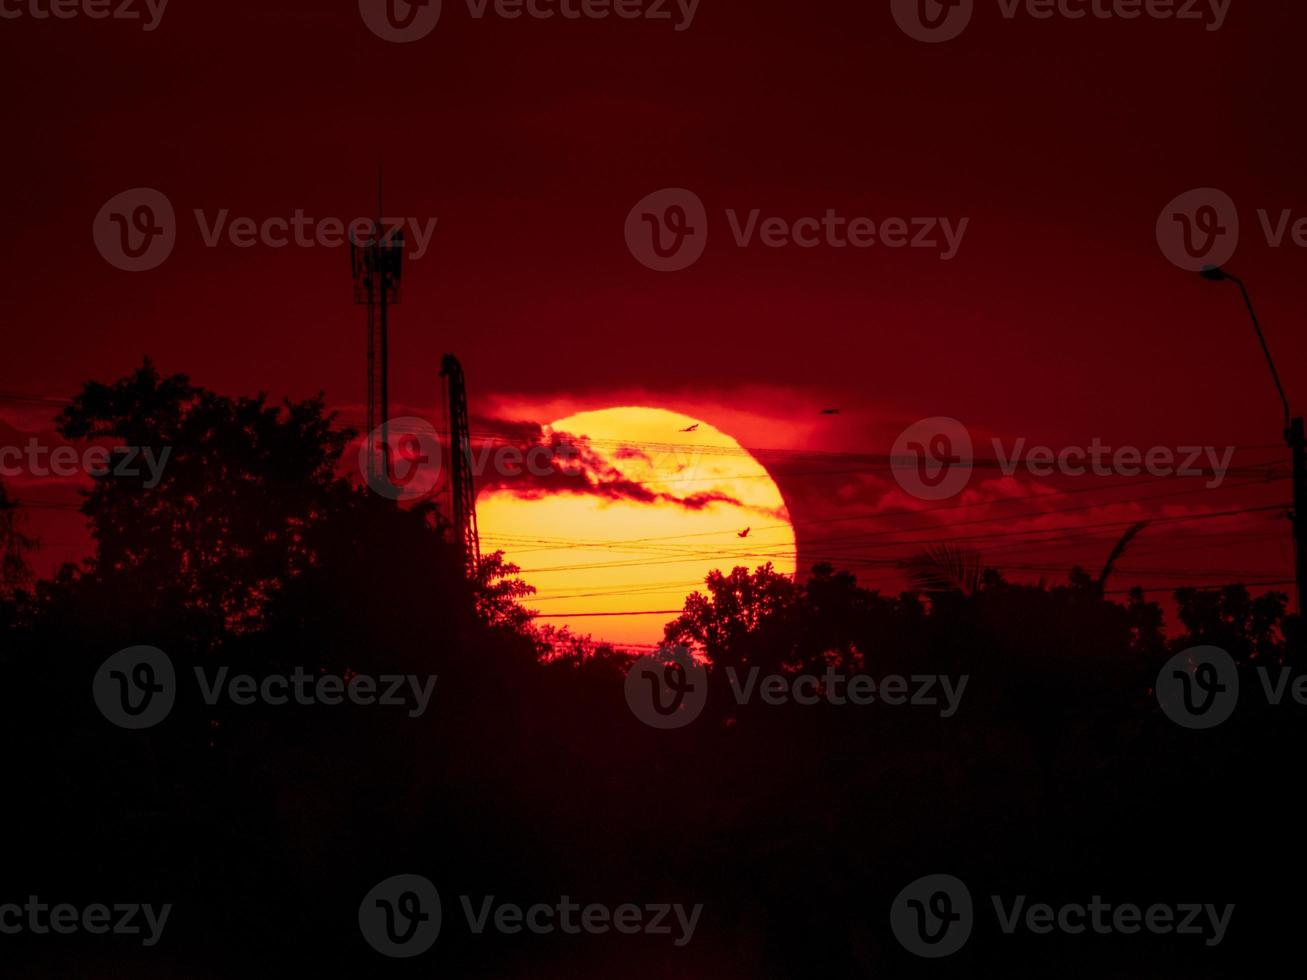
[441,354,481,576]
[351,178,404,484]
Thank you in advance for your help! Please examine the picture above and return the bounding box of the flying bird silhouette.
[680,424,699,432]
[820,408,840,415]
[738,527,750,538]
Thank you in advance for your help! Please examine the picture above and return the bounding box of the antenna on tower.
[441,354,481,577]
[351,168,403,485]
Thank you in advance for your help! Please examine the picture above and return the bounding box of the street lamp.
[1200,266,1306,615]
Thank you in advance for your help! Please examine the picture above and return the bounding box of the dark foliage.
[1,365,1300,978]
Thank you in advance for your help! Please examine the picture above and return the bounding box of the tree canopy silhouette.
[1,362,1301,979]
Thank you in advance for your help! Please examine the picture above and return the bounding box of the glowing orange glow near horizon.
[477,407,797,647]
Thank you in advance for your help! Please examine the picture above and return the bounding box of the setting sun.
[476,406,797,646]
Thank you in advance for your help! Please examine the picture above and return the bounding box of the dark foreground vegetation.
[1,364,1301,978]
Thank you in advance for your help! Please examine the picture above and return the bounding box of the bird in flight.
[738,527,751,538]
[680,423,699,432]
[820,408,840,415]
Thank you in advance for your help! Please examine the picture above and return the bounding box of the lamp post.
[1200,266,1306,615]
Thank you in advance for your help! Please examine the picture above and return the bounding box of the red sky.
[3,0,1305,628]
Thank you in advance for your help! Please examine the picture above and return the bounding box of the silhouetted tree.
[663,562,801,671]
[900,543,989,597]
[4,363,1303,979]
[56,360,351,649]
[0,481,36,596]
[474,550,537,634]
[1173,583,1288,663]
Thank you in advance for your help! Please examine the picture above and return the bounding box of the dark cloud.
[471,423,745,512]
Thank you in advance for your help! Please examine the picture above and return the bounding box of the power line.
[522,517,1293,610]
[532,575,1302,618]
[503,481,1287,572]
[512,503,1286,574]
[480,463,1288,556]
[534,609,683,618]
